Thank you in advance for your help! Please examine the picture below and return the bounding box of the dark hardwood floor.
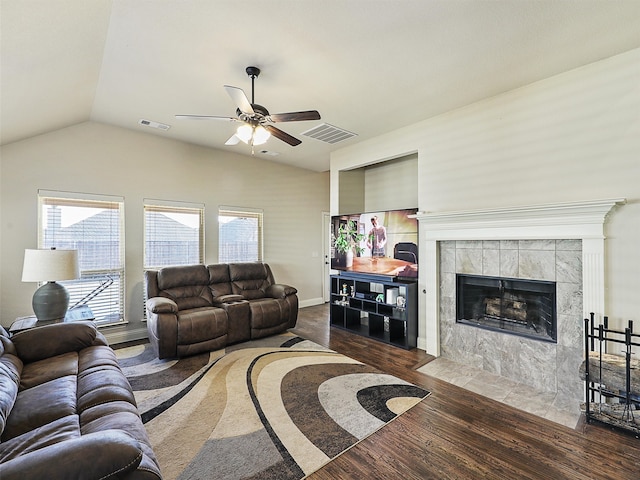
[291,304,640,480]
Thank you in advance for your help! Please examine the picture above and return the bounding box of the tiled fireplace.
[415,199,625,405]
[439,239,582,403]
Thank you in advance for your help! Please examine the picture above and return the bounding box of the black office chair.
[394,242,418,263]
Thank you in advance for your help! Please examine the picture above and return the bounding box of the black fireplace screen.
[456,274,557,343]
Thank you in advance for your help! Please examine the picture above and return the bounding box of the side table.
[9,315,39,335]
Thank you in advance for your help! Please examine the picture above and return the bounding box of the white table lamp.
[22,248,80,322]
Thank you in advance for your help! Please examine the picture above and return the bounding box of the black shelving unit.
[330,274,417,349]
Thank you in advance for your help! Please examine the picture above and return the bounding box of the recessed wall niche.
[337,153,418,214]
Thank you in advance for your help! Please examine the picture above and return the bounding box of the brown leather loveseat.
[0,322,161,480]
[145,262,298,359]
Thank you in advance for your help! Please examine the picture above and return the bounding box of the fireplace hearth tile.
[520,239,556,251]
[418,357,581,429]
[465,371,517,402]
[505,381,557,412]
[482,248,500,276]
[556,282,583,318]
[557,314,583,350]
[556,250,582,283]
[499,240,519,250]
[456,247,482,274]
[440,242,456,273]
[519,250,556,281]
[499,249,519,277]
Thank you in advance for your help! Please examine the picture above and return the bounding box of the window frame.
[37,190,125,327]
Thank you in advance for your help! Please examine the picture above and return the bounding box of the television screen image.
[331,208,418,279]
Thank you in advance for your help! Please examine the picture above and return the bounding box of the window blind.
[144,203,204,269]
[218,208,263,263]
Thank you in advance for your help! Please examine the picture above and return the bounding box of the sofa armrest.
[266,284,298,299]
[0,430,152,480]
[11,322,105,363]
[146,296,178,314]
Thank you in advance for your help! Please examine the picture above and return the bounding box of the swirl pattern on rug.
[116,334,429,480]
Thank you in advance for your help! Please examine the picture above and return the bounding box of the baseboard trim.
[103,326,148,346]
[299,297,324,308]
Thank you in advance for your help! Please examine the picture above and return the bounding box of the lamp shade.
[22,249,80,282]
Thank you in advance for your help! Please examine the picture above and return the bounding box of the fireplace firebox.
[456,274,557,343]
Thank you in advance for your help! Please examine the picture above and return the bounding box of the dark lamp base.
[32,281,69,322]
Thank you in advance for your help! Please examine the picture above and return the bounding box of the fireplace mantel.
[415,198,626,355]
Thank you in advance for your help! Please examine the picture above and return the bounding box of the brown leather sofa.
[145,262,298,359]
[0,322,161,480]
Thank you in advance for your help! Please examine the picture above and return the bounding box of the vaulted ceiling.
[2,0,640,172]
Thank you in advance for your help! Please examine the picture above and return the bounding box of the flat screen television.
[331,208,418,280]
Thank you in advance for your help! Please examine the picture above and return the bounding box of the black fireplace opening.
[456,274,557,343]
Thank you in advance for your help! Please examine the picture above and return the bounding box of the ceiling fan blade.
[224,85,254,115]
[175,114,238,121]
[225,134,240,146]
[264,125,302,146]
[269,110,321,122]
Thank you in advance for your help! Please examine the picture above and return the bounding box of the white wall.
[1,122,329,341]
[331,48,640,348]
[364,154,418,212]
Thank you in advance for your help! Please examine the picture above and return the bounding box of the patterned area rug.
[116,333,430,480]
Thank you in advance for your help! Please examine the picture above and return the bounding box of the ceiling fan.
[176,66,321,148]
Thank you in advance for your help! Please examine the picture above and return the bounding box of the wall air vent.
[139,119,171,131]
[301,123,357,144]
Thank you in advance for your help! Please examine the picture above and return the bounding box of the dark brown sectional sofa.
[0,322,162,480]
[145,262,298,359]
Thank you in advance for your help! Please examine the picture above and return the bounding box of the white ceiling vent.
[139,119,171,131]
[301,123,357,144]
[259,150,280,156]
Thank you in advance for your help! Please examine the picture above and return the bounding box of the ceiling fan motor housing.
[246,66,261,78]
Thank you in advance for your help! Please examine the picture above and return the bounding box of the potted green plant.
[334,220,365,267]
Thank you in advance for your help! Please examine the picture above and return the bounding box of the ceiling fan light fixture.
[236,123,270,146]
[236,124,253,144]
[253,125,270,145]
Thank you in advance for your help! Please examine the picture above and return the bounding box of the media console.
[330,273,417,349]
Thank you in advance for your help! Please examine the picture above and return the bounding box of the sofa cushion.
[247,298,290,330]
[4,375,77,440]
[19,352,78,390]
[0,415,80,463]
[208,264,234,298]
[176,307,228,345]
[11,322,102,363]
[229,262,272,300]
[0,430,144,480]
[157,264,214,310]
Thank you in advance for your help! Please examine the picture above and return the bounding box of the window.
[218,207,263,262]
[38,191,125,326]
[144,201,204,269]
